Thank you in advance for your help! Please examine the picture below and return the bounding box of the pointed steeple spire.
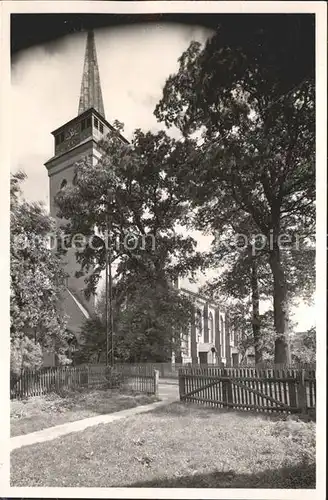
[78,30,105,118]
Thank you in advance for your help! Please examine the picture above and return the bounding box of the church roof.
[49,106,128,144]
[78,30,105,118]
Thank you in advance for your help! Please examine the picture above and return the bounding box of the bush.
[104,367,125,389]
[10,337,43,389]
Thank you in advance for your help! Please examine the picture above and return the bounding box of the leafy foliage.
[10,336,43,381]
[75,281,194,364]
[115,282,194,362]
[10,172,70,381]
[291,327,316,364]
[154,16,315,363]
[55,129,204,361]
[72,316,106,364]
[55,128,204,296]
[203,215,314,362]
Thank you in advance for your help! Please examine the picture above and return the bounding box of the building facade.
[44,31,128,340]
[173,280,241,367]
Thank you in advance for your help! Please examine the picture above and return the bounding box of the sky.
[11,23,314,331]
[11,23,211,205]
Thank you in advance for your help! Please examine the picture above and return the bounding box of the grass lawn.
[11,402,315,488]
[11,389,158,437]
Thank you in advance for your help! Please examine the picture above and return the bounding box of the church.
[44,30,243,367]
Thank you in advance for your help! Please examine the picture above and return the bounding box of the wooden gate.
[178,366,316,414]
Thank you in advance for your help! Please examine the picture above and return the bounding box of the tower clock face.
[66,127,78,139]
[66,126,80,149]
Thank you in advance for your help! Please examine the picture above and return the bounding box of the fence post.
[54,368,59,393]
[153,369,159,397]
[222,368,233,407]
[297,369,307,414]
[178,369,185,401]
[288,369,297,410]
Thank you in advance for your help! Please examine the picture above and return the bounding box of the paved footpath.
[10,382,179,452]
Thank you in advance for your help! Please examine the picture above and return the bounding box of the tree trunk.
[269,241,291,364]
[250,250,262,364]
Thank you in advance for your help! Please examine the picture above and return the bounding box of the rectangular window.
[81,120,86,131]
[94,118,99,129]
[55,135,59,146]
[86,117,91,127]
[60,132,65,143]
[99,122,104,133]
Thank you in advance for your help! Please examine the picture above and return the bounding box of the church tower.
[45,30,127,336]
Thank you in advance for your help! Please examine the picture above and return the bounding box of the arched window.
[230,324,234,346]
[60,179,67,189]
[208,312,214,344]
[182,328,190,357]
[220,317,225,358]
[196,308,202,341]
[187,326,191,356]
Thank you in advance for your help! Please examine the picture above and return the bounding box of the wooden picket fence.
[11,365,159,400]
[114,362,184,379]
[179,366,316,414]
[114,362,315,380]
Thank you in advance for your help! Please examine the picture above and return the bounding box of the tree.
[55,128,203,361]
[74,266,195,365]
[154,15,315,363]
[55,128,203,294]
[115,280,194,362]
[201,211,273,364]
[10,337,44,384]
[73,316,106,365]
[203,214,314,364]
[291,326,316,364]
[227,302,276,364]
[10,172,70,383]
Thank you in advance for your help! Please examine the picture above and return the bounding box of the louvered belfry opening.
[78,30,105,118]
